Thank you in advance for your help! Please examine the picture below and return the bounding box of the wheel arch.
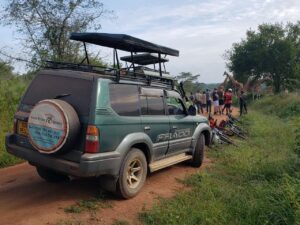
[192,123,212,148]
[115,132,153,165]
[202,129,211,146]
[131,143,151,164]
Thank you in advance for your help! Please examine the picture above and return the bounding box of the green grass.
[252,93,300,119]
[64,192,112,214]
[140,102,300,224]
[0,77,29,167]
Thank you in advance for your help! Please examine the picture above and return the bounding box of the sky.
[1,0,300,83]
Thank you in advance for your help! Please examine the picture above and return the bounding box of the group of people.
[189,88,248,116]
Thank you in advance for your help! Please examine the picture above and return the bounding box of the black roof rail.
[45,61,175,89]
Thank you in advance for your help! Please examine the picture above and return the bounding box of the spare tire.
[28,99,80,154]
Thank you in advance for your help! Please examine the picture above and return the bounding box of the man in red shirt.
[222,88,233,115]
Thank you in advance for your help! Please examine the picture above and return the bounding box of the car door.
[140,87,170,160]
[166,90,195,156]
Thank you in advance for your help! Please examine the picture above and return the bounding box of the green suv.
[6,33,211,198]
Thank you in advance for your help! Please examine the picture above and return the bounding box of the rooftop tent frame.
[48,32,180,88]
[120,53,169,74]
[70,33,179,56]
[70,32,179,74]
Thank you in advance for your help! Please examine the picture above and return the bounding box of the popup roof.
[70,33,179,56]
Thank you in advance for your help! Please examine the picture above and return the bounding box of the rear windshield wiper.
[54,93,71,99]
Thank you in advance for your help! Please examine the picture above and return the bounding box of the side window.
[109,84,139,116]
[166,96,185,115]
[140,96,165,115]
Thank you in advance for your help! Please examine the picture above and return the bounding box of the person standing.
[217,88,224,114]
[195,90,203,114]
[223,88,233,115]
[239,90,248,116]
[205,89,212,113]
[201,91,207,113]
[212,88,219,115]
[189,92,197,112]
[189,92,195,103]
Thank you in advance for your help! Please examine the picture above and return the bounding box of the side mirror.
[188,105,196,116]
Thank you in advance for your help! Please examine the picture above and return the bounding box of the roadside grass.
[0,77,29,168]
[111,220,131,225]
[64,192,112,214]
[252,93,300,119]
[140,109,300,225]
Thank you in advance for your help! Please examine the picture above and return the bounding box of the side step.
[149,153,192,172]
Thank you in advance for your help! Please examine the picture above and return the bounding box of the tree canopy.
[176,72,201,93]
[0,0,113,68]
[226,22,300,93]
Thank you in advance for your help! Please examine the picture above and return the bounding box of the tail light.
[85,125,99,153]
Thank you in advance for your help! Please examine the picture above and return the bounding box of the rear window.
[22,74,93,116]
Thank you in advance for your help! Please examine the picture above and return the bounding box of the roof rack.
[45,32,179,89]
[45,61,175,89]
[120,53,169,65]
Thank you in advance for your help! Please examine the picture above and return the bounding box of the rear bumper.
[5,134,121,177]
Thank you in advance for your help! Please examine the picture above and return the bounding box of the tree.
[0,60,14,80]
[0,0,114,68]
[176,72,201,93]
[226,22,300,93]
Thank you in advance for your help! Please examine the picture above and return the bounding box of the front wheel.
[117,148,147,199]
[190,133,205,167]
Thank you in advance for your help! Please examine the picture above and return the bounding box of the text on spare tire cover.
[28,101,68,152]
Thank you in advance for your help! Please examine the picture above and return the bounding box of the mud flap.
[99,175,118,192]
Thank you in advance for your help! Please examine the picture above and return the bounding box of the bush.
[252,93,300,119]
[0,77,29,167]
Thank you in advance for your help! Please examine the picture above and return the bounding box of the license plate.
[17,120,28,137]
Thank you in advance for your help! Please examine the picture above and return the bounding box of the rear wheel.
[36,166,69,182]
[218,132,236,146]
[190,133,205,167]
[117,148,147,199]
[231,127,247,139]
[222,128,234,136]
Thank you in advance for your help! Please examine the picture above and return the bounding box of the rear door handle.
[144,126,151,131]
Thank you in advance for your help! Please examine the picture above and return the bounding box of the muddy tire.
[117,148,147,199]
[36,166,69,182]
[190,133,205,167]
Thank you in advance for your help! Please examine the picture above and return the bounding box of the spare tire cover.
[28,99,80,154]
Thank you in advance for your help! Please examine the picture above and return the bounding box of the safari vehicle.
[6,33,211,198]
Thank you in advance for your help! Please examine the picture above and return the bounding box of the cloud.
[102,0,300,83]
[1,0,300,82]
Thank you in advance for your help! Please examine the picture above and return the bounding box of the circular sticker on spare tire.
[28,100,68,154]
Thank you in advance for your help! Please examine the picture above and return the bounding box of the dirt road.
[0,159,211,225]
[0,109,237,225]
